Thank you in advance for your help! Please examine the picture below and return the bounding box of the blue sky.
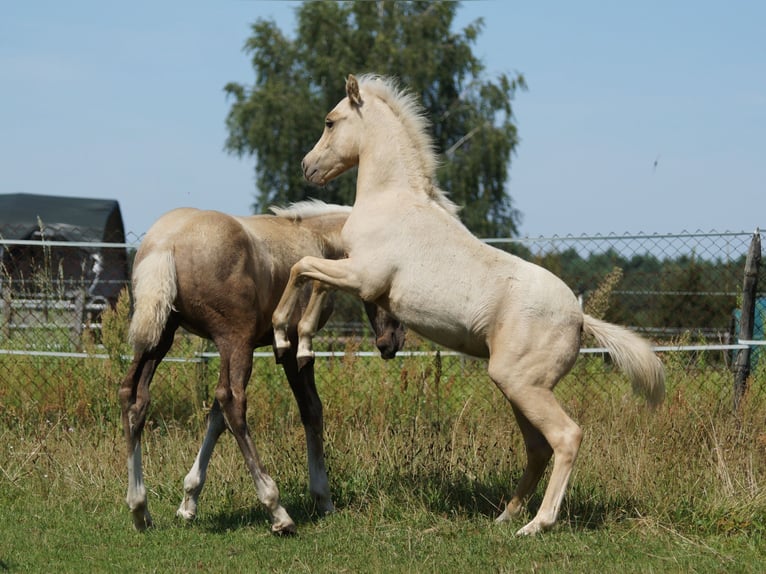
[2,1,764,240]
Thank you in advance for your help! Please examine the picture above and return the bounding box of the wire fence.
[1,228,764,423]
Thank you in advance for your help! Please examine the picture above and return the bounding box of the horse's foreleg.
[274,257,365,360]
[282,355,334,515]
[296,281,331,370]
[177,400,226,521]
[217,348,296,535]
[272,266,308,361]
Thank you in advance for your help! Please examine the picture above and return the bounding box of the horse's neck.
[301,216,347,257]
[354,101,427,198]
[356,149,431,206]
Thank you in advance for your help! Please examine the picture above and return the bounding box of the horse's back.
[137,208,244,261]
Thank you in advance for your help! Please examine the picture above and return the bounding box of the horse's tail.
[128,249,177,352]
[582,314,665,407]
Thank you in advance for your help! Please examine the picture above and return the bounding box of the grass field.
[0,294,763,572]
[1,336,765,573]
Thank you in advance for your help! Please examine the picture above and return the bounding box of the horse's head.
[302,74,365,186]
[363,301,405,360]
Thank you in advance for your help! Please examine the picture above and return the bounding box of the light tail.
[582,314,665,406]
[128,250,177,352]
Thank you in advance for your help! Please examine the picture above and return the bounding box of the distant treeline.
[521,246,758,339]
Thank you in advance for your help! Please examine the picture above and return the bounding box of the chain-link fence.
[1,229,764,424]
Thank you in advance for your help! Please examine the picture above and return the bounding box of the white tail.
[582,314,665,406]
[128,250,177,352]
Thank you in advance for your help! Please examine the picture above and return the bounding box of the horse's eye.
[325,119,334,129]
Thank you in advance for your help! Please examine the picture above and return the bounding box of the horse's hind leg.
[118,321,176,531]
[495,403,554,523]
[176,399,226,521]
[281,353,334,514]
[488,355,582,536]
[216,344,296,534]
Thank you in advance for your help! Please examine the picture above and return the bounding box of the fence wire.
[1,229,764,424]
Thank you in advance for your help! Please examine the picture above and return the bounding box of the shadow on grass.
[190,473,642,535]
[197,496,333,534]
[358,470,643,533]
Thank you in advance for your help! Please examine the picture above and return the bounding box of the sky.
[2,1,764,241]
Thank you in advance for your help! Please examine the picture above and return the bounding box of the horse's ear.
[346,74,363,107]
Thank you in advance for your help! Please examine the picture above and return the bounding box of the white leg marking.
[126,443,152,530]
[177,409,225,520]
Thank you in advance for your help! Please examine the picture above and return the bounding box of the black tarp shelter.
[0,193,129,306]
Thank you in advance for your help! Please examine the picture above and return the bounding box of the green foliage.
[522,246,747,339]
[225,0,525,236]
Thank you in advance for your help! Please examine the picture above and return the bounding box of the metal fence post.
[733,229,761,411]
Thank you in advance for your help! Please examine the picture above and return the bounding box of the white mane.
[355,74,460,218]
[269,198,352,220]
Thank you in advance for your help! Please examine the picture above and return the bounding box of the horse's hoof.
[131,508,153,532]
[271,520,297,536]
[495,500,523,523]
[176,504,196,522]
[315,497,335,516]
[273,345,289,364]
[297,354,315,371]
[515,519,550,536]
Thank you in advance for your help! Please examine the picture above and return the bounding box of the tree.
[224,1,526,237]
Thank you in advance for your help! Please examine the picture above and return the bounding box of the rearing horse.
[119,201,404,535]
[272,75,665,535]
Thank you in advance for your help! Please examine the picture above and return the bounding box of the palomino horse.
[272,75,665,536]
[119,201,405,535]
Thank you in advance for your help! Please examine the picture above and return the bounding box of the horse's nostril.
[303,164,317,181]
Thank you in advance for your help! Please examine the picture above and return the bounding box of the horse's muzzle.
[376,332,405,360]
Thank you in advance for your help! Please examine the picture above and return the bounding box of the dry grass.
[2,349,763,535]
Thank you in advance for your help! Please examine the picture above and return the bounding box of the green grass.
[2,487,762,573]
[1,372,764,573]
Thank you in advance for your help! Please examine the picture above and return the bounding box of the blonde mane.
[269,199,352,221]
[356,74,460,217]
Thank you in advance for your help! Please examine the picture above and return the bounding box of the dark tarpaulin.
[0,193,129,305]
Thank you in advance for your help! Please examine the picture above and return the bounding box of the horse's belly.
[386,289,490,358]
[410,323,490,357]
